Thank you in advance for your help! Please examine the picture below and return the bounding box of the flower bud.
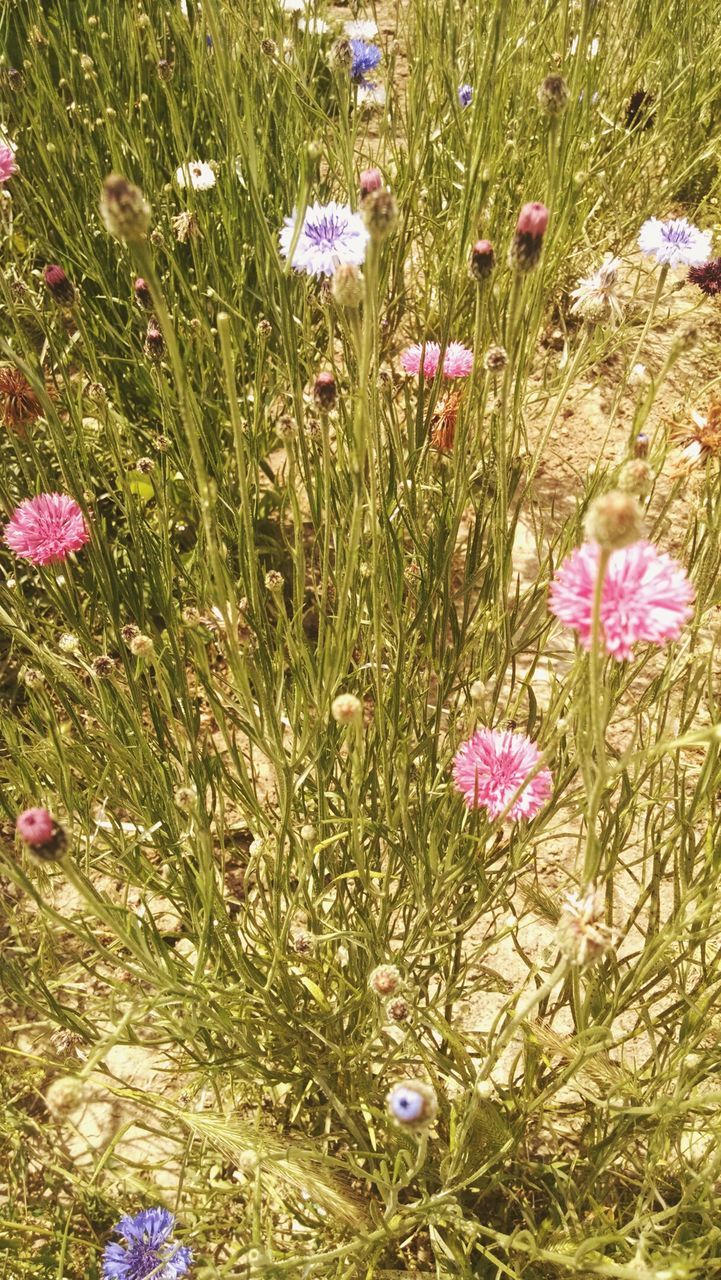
[537,73,570,116]
[386,996,410,1023]
[628,363,650,390]
[331,693,362,724]
[144,316,165,361]
[43,264,76,307]
[100,173,151,243]
[157,58,174,81]
[361,188,397,241]
[359,167,382,200]
[332,262,365,309]
[508,202,549,272]
[387,1079,438,1129]
[484,345,508,372]
[129,632,154,657]
[617,458,653,498]
[584,490,644,550]
[300,823,316,842]
[313,371,337,411]
[469,239,495,282]
[330,37,352,70]
[16,807,67,861]
[134,277,153,310]
[369,963,401,996]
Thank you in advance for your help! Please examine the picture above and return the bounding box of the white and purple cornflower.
[458,83,473,108]
[387,1079,438,1129]
[102,1208,192,1280]
[350,38,381,82]
[638,217,712,268]
[279,200,369,277]
[344,17,378,39]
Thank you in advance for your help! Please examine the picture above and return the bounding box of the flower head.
[175,161,215,190]
[43,264,76,307]
[470,239,494,282]
[688,257,721,297]
[4,493,89,565]
[102,1207,192,1280]
[360,167,382,199]
[350,38,381,81]
[280,201,369,277]
[638,217,711,268]
[400,341,473,379]
[570,255,623,323]
[16,807,66,861]
[557,887,615,968]
[452,729,552,821]
[100,174,150,243]
[509,202,549,272]
[344,17,378,38]
[458,83,473,107]
[0,366,43,430]
[549,540,694,661]
[369,964,401,996]
[387,1080,438,1129]
[671,402,721,473]
[0,143,18,183]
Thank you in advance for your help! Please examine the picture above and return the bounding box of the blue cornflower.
[458,83,473,108]
[350,39,382,82]
[102,1208,192,1280]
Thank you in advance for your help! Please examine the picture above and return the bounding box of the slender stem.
[583,545,611,883]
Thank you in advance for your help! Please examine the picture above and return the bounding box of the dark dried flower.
[0,366,43,430]
[156,58,174,82]
[172,210,200,243]
[136,455,155,474]
[688,257,721,298]
[144,316,165,361]
[430,391,461,452]
[313,371,337,412]
[153,433,170,452]
[134,277,153,310]
[92,654,116,678]
[625,89,655,131]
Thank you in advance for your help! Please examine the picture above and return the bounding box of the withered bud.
[313,371,337,411]
[584,490,644,550]
[100,173,151,243]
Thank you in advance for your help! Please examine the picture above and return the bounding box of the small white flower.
[344,17,378,38]
[298,15,329,33]
[279,0,306,10]
[570,254,623,323]
[357,81,386,108]
[628,362,650,389]
[176,160,216,191]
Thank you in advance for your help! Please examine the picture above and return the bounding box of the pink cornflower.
[0,144,17,184]
[400,340,473,379]
[452,728,552,821]
[4,493,90,565]
[549,540,694,661]
[16,808,55,846]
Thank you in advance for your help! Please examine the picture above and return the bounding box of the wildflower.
[625,88,655,131]
[144,317,165,361]
[313,371,337,411]
[452,728,552,821]
[638,217,711,268]
[458,83,473,107]
[386,997,410,1022]
[0,144,17,183]
[157,58,174,81]
[43,264,75,307]
[279,0,305,11]
[280,201,368,277]
[344,18,378,39]
[387,1080,438,1129]
[172,211,201,243]
[59,633,80,654]
[584,490,643,550]
[292,930,314,956]
[350,39,381,81]
[550,540,694,661]
[174,785,198,810]
[469,239,494,282]
[298,16,329,33]
[618,459,653,497]
[102,1207,192,1280]
[265,569,284,592]
[16,808,66,861]
[134,277,153,310]
[361,188,397,241]
[175,161,216,191]
[687,257,721,297]
[509,202,549,272]
[22,667,44,689]
[154,434,171,452]
[369,964,401,996]
[570,255,623,323]
[628,363,650,390]
[484,345,508,372]
[332,262,365,308]
[100,173,151,243]
[400,341,473,379]
[92,655,116,678]
[0,366,43,430]
[672,402,721,472]
[129,633,154,657]
[359,167,383,200]
[331,693,362,724]
[430,392,461,451]
[537,73,569,116]
[557,887,615,968]
[5,493,89,565]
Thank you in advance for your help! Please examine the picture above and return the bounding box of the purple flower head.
[102,1208,192,1280]
[279,200,369,277]
[638,217,711,268]
[350,39,381,82]
[458,83,473,108]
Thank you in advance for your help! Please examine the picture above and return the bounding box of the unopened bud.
[509,202,549,272]
[618,458,653,498]
[386,996,410,1023]
[313,371,337,411]
[537,73,570,116]
[129,633,154,657]
[369,964,401,996]
[16,807,67,860]
[134,277,153,310]
[359,167,383,200]
[584,490,644,549]
[469,239,495,282]
[100,173,151,243]
[361,188,397,241]
[633,433,649,459]
[331,693,362,724]
[144,316,165,361]
[484,345,508,372]
[43,264,76,307]
[332,262,365,308]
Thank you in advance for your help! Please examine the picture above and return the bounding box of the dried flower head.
[100,173,151,243]
[387,1079,438,1129]
[584,490,644,549]
[484,345,508,372]
[550,540,695,660]
[671,402,721,472]
[557,887,615,968]
[369,964,401,996]
[264,569,284,593]
[430,391,461,451]
[5,493,89,564]
[157,58,174,81]
[570,255,623,324]
[452,728,552,821]
[172,211,201,243]
[688,257,721,298]
[538,73,569,116]
[144,317,165,361]
[92,654,116,678]
[625,88,655,131]
[0,366,43,430]
[386,996,410,1023]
